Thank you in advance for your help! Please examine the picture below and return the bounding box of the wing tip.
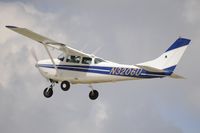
[5,25,18,29]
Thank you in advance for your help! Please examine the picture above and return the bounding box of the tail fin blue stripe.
[164,65,176,72]
[165,38,191,52]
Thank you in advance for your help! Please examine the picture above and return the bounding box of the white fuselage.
[37,59,142,84]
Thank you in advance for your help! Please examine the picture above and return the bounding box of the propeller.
[31,48,41,71]
[31,48,38,62]
[31,48,48,81]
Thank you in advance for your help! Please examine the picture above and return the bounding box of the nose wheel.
[43,82,55,98]
[43,87,53,98]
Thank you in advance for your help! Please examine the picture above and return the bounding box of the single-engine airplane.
[6,25,191,100]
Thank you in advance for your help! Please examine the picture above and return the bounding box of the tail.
[136,37,191,78]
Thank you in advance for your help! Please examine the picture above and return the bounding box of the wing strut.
[43,43,58,76]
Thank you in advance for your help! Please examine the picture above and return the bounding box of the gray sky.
[0,0,200,133]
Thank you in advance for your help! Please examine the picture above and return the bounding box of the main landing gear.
[43,80,99,100]
[60,81,70,91]
[88,84,99,100]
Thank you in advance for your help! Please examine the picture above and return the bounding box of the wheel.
[60,81,70,91]
[89,90,99,100]
[43,87,53,98]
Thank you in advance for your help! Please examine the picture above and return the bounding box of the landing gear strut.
[43,81,99,100]
[88,85,99,100]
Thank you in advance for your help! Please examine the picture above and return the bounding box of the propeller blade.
[31,48,38,62]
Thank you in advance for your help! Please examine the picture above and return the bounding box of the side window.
[82,57,92,64]
[94,58,105,64]
[66,55,81,63]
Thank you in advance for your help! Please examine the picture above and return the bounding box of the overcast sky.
[0,0,200,133]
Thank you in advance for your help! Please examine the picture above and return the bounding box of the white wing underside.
[6,26,90,57]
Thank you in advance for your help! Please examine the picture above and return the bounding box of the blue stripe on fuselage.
[39,64,111,75]
[38,64,170,79]
[58,65,112,70]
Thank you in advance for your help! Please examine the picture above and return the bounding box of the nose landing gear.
[43,82,55,98]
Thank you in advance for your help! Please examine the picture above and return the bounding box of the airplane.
[6,25,191,100]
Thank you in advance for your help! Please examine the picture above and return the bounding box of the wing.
[6,25,90,57]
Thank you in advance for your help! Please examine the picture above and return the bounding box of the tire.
[43,87,53,98]
[60,81,70,91]
[89,90,99,100]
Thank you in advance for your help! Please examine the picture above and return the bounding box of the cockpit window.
[57,53,65,61]
[66,55,81,63]
[94,58,105,64]
[82,57,92,64]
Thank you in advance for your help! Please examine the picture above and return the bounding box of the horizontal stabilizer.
[170,73,185,79]
[135,65,165,73]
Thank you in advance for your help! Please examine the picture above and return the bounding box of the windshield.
[57,53,65,61]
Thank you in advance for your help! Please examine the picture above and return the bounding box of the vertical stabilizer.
[137,38,191,73]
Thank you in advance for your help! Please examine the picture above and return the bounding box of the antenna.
[92,45,103,55]
[81,43,89,52]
